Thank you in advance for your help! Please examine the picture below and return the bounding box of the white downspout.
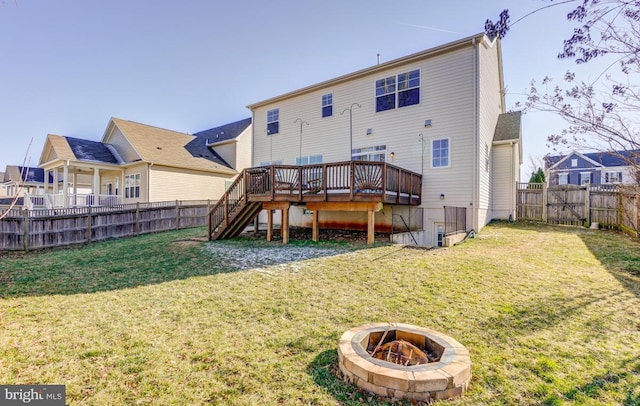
[472,37,479,231]
[147,163,154,202]
[511,141,516,219]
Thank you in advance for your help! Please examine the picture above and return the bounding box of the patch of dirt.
[172,237,208,247]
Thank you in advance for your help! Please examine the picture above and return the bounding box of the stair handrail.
[208,169,248,240]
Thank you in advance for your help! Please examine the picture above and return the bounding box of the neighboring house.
[36,117,250,208]
[545,150,640,186]
[0,172,7,198]
[2,165,60,198]
[242,33,521,246]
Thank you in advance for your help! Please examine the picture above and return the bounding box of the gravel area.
[205,243,353,273]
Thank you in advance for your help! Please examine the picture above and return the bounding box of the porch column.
[92,168,100,194]
[53,168,59,194]
[43,169,49,195]
[62,165,69,208]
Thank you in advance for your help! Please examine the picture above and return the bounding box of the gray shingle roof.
[65,136,119,164]
[546,150,640,168]
[185,117,252,169]
[493,111,522,142]
[193,117,251,144]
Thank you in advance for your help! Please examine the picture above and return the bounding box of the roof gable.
[39,134,76,165]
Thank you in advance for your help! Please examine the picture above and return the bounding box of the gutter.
[147,162,153,202]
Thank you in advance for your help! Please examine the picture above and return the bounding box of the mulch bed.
[239,226,391,243]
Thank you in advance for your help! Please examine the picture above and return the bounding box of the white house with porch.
[35,117,250,209]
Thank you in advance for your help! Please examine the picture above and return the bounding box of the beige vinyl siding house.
[35,117,246,208]
[102,118,239,204]
[148,165,228,202]
[247,33,521,246]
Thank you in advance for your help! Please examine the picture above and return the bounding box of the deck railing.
[246,161,422,203]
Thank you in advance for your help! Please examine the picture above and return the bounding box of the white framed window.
[352,145,386,162]
[558,173,569,185]
[375,69,420,112]
[431,138,449,168]
[267,108,279,135]
[125,173,141,198]
[580,172,591,185]
[605,171,622,183]
[571,158,578,167]
[296,155,323,165]
[321,94,332,118]
[375,76,396,112]
[259,160,283,166]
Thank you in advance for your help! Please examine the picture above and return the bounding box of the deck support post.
[281,205,289,244]
[266,209,273,242]
[307,201,383,246]
[312,209,319,242]
[264,202,291,244]
[367,209,375,245]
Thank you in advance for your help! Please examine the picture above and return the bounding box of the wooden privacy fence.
[0,200,214,251]
[516,183,640,237]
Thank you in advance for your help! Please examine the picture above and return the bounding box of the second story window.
[376,69,420,112]
[376,76,396,112]
[267,108,279,135]
[397,69,420,107]
[322,94,333,117]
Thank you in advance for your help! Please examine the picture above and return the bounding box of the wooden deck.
[208,161,422,243]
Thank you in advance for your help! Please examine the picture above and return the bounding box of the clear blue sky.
[0,0,593,176]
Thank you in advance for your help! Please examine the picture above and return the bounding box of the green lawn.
[0,223,639,405]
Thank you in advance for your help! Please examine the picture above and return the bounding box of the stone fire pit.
[338,323,471,402]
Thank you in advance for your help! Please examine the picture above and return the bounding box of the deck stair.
[208,169,262,240]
